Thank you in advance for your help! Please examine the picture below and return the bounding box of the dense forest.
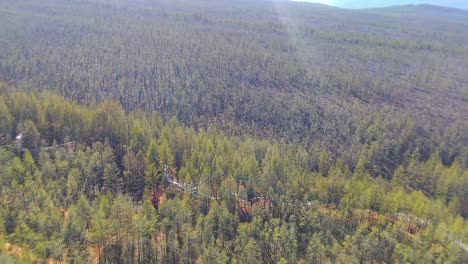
[0,0,467,263]
[1,0,467,170]
[0,84,466,263]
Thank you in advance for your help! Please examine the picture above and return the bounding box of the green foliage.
[0,0,466,259]
[0,0,466,176]
[0,95,14,136]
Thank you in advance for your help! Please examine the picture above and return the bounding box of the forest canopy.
[0,0,467,170]
[0,83,466,262]
[0,0,467,263]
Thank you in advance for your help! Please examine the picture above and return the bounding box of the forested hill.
[0,0,467,262]
[0,0,467,178]
[293,1,468,10]
[367,4,468,21]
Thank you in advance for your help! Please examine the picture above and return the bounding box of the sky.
[289,0,468,9]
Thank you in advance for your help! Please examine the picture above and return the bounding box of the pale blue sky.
[289,0,468,9]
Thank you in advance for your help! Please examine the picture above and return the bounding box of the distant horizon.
[289,0,468,10]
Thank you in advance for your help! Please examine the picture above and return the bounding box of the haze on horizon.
[290,0,468,9]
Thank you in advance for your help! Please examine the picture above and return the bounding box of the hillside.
[0,0,467,263]
[294,0,468,9]
[1,0,467,174]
